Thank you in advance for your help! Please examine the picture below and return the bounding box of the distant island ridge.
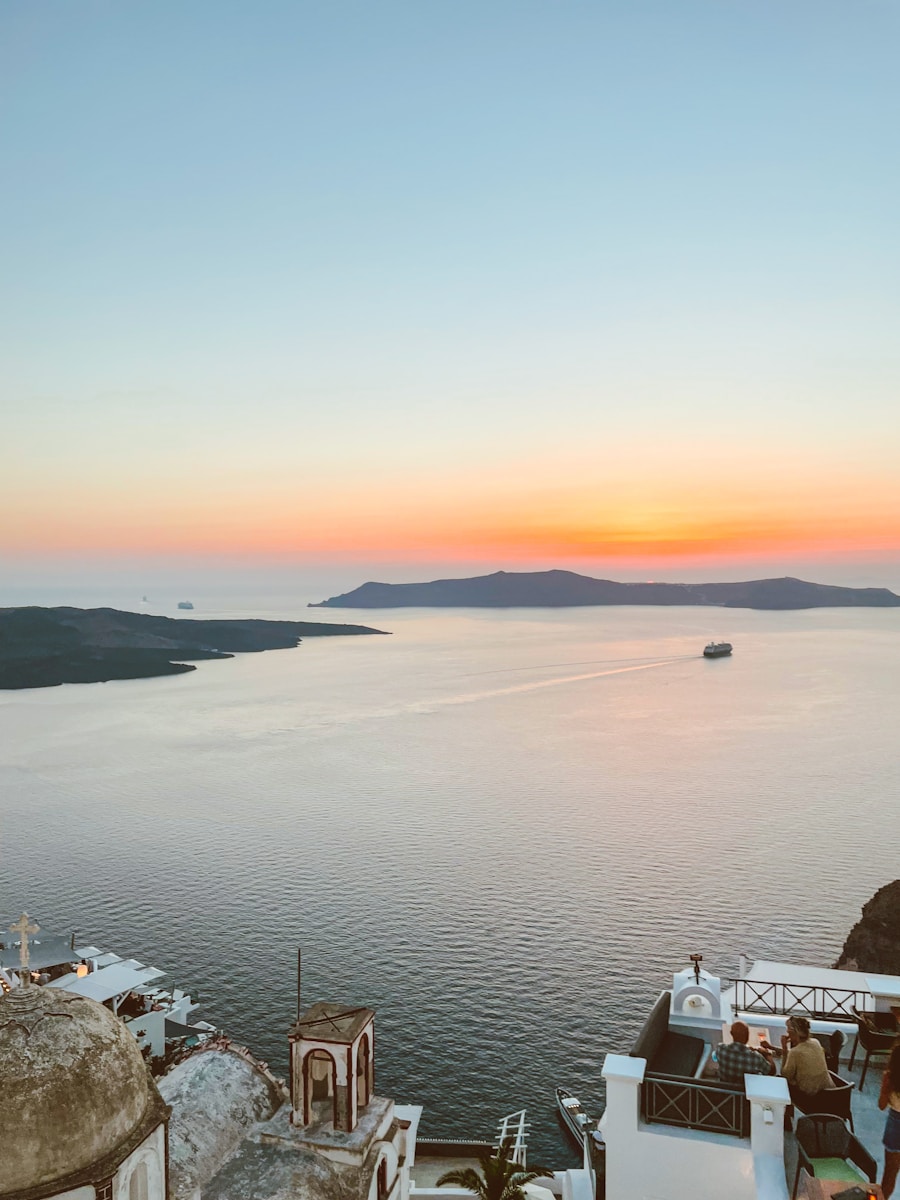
[0,607,388,690]
[310,570,900,610]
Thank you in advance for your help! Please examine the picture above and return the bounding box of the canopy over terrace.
[47,961,166,1008]
[0,932,78,972]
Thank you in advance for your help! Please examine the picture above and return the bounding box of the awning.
[94,952,123,968]
[738,960,870,990]
[47,962,165,1002]
[164,1018,206,1040]
[0,934,77,972]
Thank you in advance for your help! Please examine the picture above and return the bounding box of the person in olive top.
[776,1015,833,1104]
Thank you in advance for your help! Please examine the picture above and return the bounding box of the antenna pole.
[296,948,302,1022]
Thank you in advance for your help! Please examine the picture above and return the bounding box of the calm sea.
[1,597,897,1161]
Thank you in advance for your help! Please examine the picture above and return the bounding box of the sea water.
[1,599,897,1160]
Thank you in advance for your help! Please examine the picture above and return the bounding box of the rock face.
[834,880,900,974]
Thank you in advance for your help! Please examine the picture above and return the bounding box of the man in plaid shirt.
[716,1021,777,1085]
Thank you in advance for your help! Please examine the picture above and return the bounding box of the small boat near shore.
[703,641,732,658]
[555,1086,604,1149]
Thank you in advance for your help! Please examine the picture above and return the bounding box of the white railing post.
[601,1054,645,1200]
[745,1074,790,1159]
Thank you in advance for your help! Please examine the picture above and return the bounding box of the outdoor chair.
[813,1029,846,1075]
[849,1005,897,1060]
[791,1114,876,1200]
[790,1071,855,1132]
[849,1009,897,1089]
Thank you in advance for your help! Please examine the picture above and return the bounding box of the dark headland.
[834,879,900,975]
[0,607,388,690]
[311,570,900,610]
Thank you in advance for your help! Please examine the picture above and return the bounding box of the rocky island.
[0,607,388,690]
[311,569,900,610]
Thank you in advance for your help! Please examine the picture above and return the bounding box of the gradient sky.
[2,1,899,589]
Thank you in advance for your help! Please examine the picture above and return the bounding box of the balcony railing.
[729,978,870,1020]
[642,1075,750,1138]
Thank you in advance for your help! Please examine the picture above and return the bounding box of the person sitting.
[717,1020,777,1086]
[778,1015,834,1106]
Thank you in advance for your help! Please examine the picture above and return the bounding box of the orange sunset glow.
[6,468,900,568]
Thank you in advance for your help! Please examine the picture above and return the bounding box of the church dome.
[0,985,152,1194]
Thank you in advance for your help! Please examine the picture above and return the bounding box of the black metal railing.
[729,979,871,1020]
[642,1076,750,1138]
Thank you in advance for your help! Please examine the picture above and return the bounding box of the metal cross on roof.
[9,913,40,984]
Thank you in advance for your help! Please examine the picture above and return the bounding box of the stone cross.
[9,913,40,984]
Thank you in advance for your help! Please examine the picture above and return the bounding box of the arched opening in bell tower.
[128,1162,148,1200]
[304,1049,338,1126]
[376,1158,388,1200]
[356,1030,371,1108]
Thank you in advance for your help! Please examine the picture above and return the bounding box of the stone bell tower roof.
[290,1002,375,1043]
[0,986,167,1197]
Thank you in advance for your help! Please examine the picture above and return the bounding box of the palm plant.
[436,1137,555,1200]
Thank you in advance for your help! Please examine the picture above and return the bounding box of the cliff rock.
[834,880,900,974]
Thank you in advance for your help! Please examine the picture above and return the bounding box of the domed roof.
[0,985,152,1194]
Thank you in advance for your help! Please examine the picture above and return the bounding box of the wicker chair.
[792,1114,876,1199]
[790,1071,855,1132]
[849,1010,897,1089]
[813,1029,846,1075]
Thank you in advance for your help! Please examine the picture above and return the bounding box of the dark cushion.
[630,992,672,1063]
[650,1030,706,1078]
[629,990,705,1077]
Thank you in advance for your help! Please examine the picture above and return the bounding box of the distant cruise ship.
[177,601,194,610]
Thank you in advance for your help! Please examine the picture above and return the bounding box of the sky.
[2,0,899,594]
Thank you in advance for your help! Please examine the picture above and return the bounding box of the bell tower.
[668,953,731,1044]
[289,1002,375,1132]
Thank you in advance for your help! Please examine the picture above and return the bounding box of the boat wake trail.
[465,653,696,677]
[414,657,687,712]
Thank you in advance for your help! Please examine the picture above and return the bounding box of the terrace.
[1,926,211,1058]
[600,958,899,1200]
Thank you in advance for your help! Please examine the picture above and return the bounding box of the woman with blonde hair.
[879,1041,900,1199]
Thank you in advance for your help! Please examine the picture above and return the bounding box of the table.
[721,1022,771,1049]
[798,1174,883,1200]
